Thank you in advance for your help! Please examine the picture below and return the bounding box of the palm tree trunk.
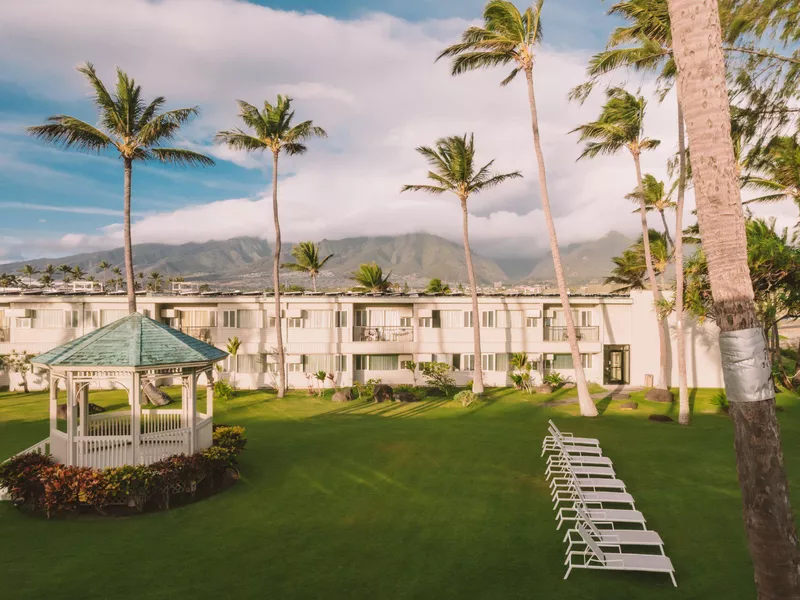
[123,158,137,314]
[675,97,690,425]
[633,152,670,391]
[272,151,286,398]
[659,209,674,250]
[312,273,317,293]
[461,198,484,394]
[668,0,800,595]
[525,68,596,417]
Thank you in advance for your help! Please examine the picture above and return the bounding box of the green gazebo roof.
[33,313,228,368]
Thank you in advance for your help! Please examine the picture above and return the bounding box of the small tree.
[421,361,456,395]
[3,350,34,393]
[509,352,535,394]
[425,278,451,294]
[226,337,241,390]
[404,360,418,386]
[313,371,331,397]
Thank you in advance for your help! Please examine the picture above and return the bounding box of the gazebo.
[28,314,227,469]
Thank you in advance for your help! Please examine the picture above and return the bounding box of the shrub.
[393,384,426,400]
[214,379,235,402]
[712,391,730,413]
[0,452,53,505]
[104,465,155,511]
[212,424,247,452]
[543,372,565,388]
[421,362,455,395]
[454,390,479,407]
[353,378,382,399]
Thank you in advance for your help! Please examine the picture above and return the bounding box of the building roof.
[33,313,228,368]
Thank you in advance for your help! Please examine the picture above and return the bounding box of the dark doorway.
[604,345,630,385]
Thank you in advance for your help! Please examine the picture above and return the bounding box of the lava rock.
[332,390,351,403]
[142,382,172,406]
[536,384,554,394]
[394,391,420,403]
[373,384,393,403]
[645,388,675,403]
[611,393,631,401]
[648,414,674,422]
[619,401,638,411]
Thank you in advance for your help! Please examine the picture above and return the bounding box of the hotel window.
[64,310,79,328]
[237,310,262,329]
[354,310,368,327]
[236,354,265,373]
[463,311,474,327]
[461,354,475,371]
[551,354,574,370]
[288,313,305,328]
[418,310,441,328]
[335,355,347,372]
[439,310,461,329]
[222,310,237,328]
[287,362,304,372]
[334,310,348,328]
[32,309,63,329]
[400,316,412,328]
[582,354,593,369]
[85,310,100,328]
[101,309,127,326]
[526,316,539,328]
[481,354,495,371]
[497,310,523,328]
[306,310,332,328]
[418,317,432,328]
[481,310,495,328]
[495,353,509,372]
[354,355,399,371]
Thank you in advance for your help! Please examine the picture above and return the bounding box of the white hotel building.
[0,290,725,391]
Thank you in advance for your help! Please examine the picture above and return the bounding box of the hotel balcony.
[544,326,599,342]
[178,326,215,344]
[353,326,414,342]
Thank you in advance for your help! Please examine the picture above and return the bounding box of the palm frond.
[26,116,113,152]
[213,129,270,152]
[150,148,215,167]
[400,184,448,195]
[138,107,201,147]
[77,62,123,133]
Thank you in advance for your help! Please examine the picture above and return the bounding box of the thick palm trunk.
[123,158,137,314]
[668,0,800,595]
[272,152,286,398]
[525,69,596,416]
[633,152,670,391]
[312,273,317,293]
[461,199,484,394]
[675,98,690,425]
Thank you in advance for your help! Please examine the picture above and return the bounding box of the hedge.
[0,424,246,518]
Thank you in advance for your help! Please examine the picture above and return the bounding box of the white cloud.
[0,0,794,261]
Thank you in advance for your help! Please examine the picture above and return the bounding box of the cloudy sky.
[0,0,795,263]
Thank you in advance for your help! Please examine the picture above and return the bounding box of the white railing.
[142,410,183,434]
[139,427,191,465]
[88,410,184,436]
[3,437,51,464]
[75,435,131,469]
[197,415,213,451]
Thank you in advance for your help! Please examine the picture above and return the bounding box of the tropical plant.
[403,360,418,386]
[57,264,72,282]
[19,264,38,288]
[0,273,18,288]
[42,264,56,279]
[97,260,111,290]
[148,271,162,292]
[111,266,122,291]
[742,135,800,225]
[350,263,392,293]
[27,62,214,314]
[313,371,332,397]
[425,278,451,294]
[71,266,86,281]
[542,371,565,388]
[421,361,456,396]
[402,134,521,393]
[38,274,55,290]
[281,241,333,292]
[606,230,671,293]
[509,352,536,394]
[667,0,800,593]
[215,96,326,399]
[225,337,241,390]
[3,350,34,393]
[626,174,676,247]
[437,0,597,416]
[572,87,670,395]
[453,389,479,407]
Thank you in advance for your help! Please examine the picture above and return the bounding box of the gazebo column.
[49,372,57,438]
[66,372,75,465]
[188,369,198,454]
[78,383,89,436]
[131,372,141,465]
[206,369,214,417]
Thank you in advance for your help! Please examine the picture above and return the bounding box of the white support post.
[188,369,198,454]
[131,372,141,465]
[181,381,188,427]
[66,372,75,465]
[79,383,89,436]
[206,369,214,417]
[49,371,57,437]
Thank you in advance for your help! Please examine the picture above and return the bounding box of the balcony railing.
[178,326,215,344]
[354,326,413,342]
[544,326,599,342]
[0,328,9,343]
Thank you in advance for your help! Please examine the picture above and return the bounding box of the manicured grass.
[1,384,799,599]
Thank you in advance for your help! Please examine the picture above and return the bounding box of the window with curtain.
[335,311,348,328]
[495,353,509,372]
[481,354,495,371]
[306,310,333,328]
[64,310,79,328]
[462,354,475,371]
[354,355,399,370]
[526,316,539,328]
[304,354,335,373]
[223,310,236,328]
[237,310,262,329]
[32,309,64,329]
[180,310,217,327]
[481,311,495,328]
[101,309,128,326]
[236,354,265,373]
[463,311,474,327]
[552,354,574,369]
[439,310,462,329]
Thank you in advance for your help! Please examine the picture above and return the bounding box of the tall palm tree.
[667,0,800,594]
[626,174,676,248]
[19,265,38,288]
[27,62,214,314]
[71,266,86,281]
[43,264,56,279]
[215,96,326,398]
[437,0,597,416]
[281,241,333,292]
[605,230,670,292]
[350,263,392,293]
[111,266,123,291]
[572,87,671,395]
[742,135,800,224]
[97,260,111,290]
[57,264,72,282]
[425,278,451,294]
[148,271,162,292]
[402,134,521,394]
[0,273,19,288]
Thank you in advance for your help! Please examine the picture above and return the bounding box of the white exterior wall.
[0,291,725,392]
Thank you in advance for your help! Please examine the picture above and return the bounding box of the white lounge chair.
[557,504,647,531]
[550,476,627,499]
[564,523,676,587]
[541,421,600,456]
[548,466,618,488]
[553,488,636,510]
[546,455,614,479]
[563,507,666,556]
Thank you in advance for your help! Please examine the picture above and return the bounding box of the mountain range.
[0,231,635,287]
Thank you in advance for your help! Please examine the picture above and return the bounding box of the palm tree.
[19,265,38,288]
[71,266,86,281]
[281,241,333,292]
[402,134,521,394]
[572,87,671,395]
[215,96,326,399]
[136,272,145,291]
[148,272,162,292]
[606,230,670,293]
[226,336,241,390]
[97,260,111,291]
[38,274,55,290]
[667,0,800,593]
[111,266,122,291]
[43,264,56,279]
[27,62,214,314]
[742,135,800,223]
[437,0,598,415]
[0,273,19,288]
[425,278,451,294]
[626,174,676,248]
[350,263,392,293]
[57,264,72,282]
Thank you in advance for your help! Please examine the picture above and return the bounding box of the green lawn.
[1,384,799,599]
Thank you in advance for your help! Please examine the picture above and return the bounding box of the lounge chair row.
[543,420,677,587]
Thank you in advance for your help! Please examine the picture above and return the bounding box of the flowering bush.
[0,425,247,518]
